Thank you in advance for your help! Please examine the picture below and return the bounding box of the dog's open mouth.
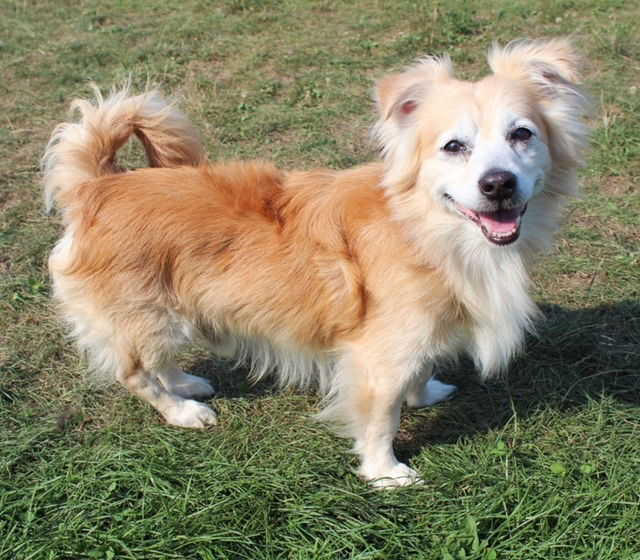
[446,195,527,245]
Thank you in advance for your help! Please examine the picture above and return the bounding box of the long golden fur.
[43,39,589,486]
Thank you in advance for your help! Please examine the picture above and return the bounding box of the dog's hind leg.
[76,304,216,427]
[51,254,217,427]
[156,365,215,399]
[116,316,217,428]
[120,361,217,428]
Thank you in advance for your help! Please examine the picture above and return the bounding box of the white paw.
[164,399,217,428]
[167,373,215,399]
[406,378,457,408]
[364,462,423,488]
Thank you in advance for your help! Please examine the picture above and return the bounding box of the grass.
[1,0,639,558]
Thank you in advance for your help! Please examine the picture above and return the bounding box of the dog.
[43,39,588,487]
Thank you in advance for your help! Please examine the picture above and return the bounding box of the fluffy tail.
[43,82,205,213]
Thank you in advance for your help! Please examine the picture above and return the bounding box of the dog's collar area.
[444,194,527,245]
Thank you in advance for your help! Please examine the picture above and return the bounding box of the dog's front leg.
[336,348,423,488]
[405,361,457,408]
[353,386,419,488]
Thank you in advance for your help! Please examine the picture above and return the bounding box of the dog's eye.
[510,127,533,142]
[442,140,466,154]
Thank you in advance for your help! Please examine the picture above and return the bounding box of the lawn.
[1,0,639,558]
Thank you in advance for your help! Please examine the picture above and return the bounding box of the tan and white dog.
[43,39,588,487]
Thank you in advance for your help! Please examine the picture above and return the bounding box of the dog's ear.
[488,38,583,94]
[374,56,454,122]
[489,39,590,165]
[375,72,422,122]
[372,56,453,192]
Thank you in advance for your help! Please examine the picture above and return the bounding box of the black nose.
[478,169,517,200]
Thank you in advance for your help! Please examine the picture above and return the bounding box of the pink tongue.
[478,207,522,233]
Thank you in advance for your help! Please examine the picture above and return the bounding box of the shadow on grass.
[186,300,639,460]
[189,358,277,399]
[396,299,640,460]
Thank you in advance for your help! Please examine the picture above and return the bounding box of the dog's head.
[374,39,589,247]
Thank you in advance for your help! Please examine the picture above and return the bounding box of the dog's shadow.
[395,300,640,460]
[187,300,639,460]
[188,358,276,399]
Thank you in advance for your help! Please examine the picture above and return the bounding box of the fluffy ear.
[488,38,582,86]
[489,38,590,165]
[372,56,453,193]
[374,56,454,122]
[375,72,427,122]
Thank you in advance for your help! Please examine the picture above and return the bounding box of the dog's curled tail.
[43,82,205,213]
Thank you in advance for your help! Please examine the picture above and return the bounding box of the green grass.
[1,0,639,558]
